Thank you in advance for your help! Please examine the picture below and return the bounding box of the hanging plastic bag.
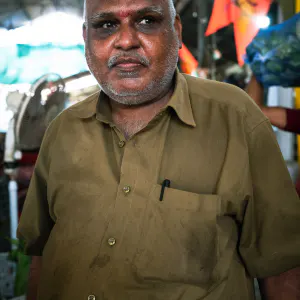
[245,13,300,87]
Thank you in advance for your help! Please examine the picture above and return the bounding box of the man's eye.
[92,21,118,29]
[138,17,156,25]
[102,21,117,29]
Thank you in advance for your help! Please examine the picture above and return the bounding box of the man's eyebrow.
[135,6,164,16]
[88,12,115,23]
[88,6,164,23]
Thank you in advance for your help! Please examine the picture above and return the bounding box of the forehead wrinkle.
[136,6,164,15]
[118,6,165,19]
[87,4,165,21]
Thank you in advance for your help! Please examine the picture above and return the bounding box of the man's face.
[83,0,182,105]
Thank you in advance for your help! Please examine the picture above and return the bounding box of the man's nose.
[114,24,140,50]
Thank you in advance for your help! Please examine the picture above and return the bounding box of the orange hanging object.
[206,0,272,65]
[206,0,240,36]
[179,43,199,74]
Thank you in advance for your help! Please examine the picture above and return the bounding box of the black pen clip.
[159,179,171,201]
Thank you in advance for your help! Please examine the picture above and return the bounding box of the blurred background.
[0,0,299,299]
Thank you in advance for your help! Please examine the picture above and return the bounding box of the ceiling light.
[254,15,271,29]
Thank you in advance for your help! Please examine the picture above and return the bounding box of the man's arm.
[258,267,300,300]
[260,107,287,130]
[237,117,300,297]
[27,256,42,300]
[17,116,59,299]
[245,74,265,107]
[246,75,289,131]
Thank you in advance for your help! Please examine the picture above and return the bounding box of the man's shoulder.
[64,91,100,119]
[183,74,251,111]
[43,91,100,138]
[182,73,267,131]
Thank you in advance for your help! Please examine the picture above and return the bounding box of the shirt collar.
[68,91,99,119]
[69,69,196,128]
[167,69,196,127]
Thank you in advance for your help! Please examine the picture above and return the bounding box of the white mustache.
[107,53,150,69]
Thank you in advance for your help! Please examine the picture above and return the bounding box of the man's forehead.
[85,0,170,15]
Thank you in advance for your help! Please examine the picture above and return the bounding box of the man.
[18,0,300,299]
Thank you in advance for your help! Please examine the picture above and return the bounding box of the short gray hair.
[169,0,177,21]
[84,0,177,21]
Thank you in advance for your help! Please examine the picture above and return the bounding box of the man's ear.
[83,23,87,42]
[175,14,182,49]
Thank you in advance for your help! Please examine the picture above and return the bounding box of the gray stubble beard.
[85,34,179,106]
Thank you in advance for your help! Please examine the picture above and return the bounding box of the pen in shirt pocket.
[159,179,171,201]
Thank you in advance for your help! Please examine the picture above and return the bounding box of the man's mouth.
[113,58,144,69]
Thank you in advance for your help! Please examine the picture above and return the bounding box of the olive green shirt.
[18,70,300,300]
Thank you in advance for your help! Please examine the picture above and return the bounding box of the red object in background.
[206,0,240,35]
[17,152,38,217]
[19,152,38,165]
[0,151,38,218]
[206,0,272,65]
[179,43,199,74]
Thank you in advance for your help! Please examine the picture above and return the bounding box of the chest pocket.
[133,185,237,292]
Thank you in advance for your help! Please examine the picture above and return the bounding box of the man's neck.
[110,87,174,140]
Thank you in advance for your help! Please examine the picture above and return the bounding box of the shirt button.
[123,186,131,194]
[88,295,96,300]
[108,237,116,246]
[118,140,125,148]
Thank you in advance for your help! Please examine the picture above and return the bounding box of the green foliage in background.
[7,239,30,297]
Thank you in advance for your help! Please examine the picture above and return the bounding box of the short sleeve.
[17,124,55,256]
[238,120,300,278]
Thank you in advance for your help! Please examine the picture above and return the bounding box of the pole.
[8,180,18,249]
[211,33,217,80]
[196,0,208,68]
[4,118,19,249]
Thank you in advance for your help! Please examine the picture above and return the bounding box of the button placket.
[103,138,138,261]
